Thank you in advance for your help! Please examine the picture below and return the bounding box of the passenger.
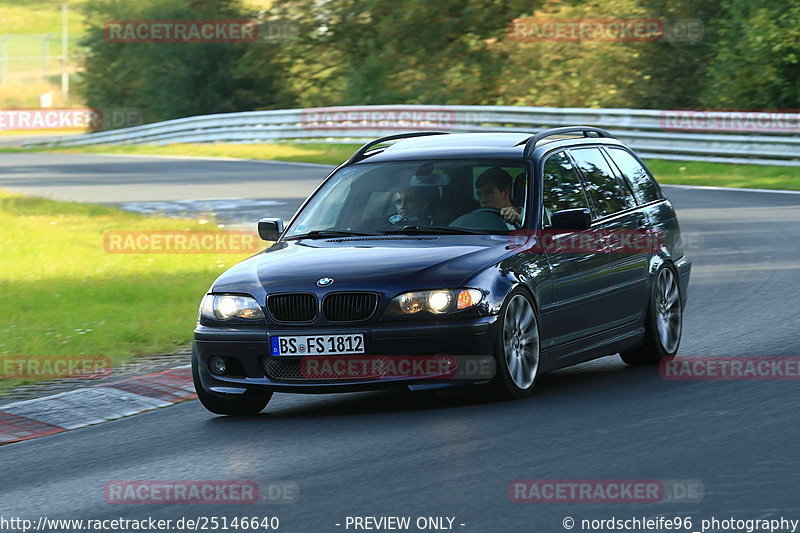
[388,188,435,225]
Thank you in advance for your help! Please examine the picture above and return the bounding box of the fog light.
[208,357,227,375]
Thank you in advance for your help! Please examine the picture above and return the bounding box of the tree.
[701,0,800,109]
[79,0,290,126]
[494,0,652,108]
[629,0,723,109]
[270,0,530,106]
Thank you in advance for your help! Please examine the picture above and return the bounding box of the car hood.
[210,236,514,296]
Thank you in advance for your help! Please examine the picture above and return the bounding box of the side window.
[606,148,661,204]
[569,148,631,218]
[541,151,590,226]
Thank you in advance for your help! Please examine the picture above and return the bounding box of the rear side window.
[569,147,634,218]
[606,148,662,204]
[541,151,590,226]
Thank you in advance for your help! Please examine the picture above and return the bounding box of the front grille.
[262,358,305,380]
[261,356,390,382]
[267,293,317,322]
[323,293,378,322]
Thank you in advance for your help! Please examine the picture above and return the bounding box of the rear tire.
[192,345,272,415]
[620,264,683,366]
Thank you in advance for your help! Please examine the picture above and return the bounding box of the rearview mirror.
[258,218,284,241]
[550,208,592,230]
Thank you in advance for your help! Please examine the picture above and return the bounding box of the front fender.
[464,251,551,316]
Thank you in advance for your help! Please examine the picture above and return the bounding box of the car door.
[602,146,663,322]
[537,150,619,349]
[569,146,649,326]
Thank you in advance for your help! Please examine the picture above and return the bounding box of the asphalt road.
[0,153,331,223]
[2,154,800,532]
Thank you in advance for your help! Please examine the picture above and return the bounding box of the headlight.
[385,289,483,316]
[428,291,452,313]
[199,294,265,320]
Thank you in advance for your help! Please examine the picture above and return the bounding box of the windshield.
[285,159,530,237]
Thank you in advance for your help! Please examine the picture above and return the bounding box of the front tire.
[492,289,541,399]
[620,264,683,366]
[192,345,272,415]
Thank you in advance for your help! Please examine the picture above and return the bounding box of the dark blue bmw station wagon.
[193,127,691,415]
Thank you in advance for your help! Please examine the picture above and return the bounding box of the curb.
[0,366,195,446]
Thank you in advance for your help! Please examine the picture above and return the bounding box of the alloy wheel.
[502,294,540,390]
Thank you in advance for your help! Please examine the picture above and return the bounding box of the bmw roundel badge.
[316,277,334,287]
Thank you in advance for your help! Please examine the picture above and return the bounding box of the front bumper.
[675,255,692,307]
[193,316,498,395]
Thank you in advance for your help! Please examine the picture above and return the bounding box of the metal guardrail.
[23,105,800,166]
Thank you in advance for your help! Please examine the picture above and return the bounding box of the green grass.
[645,160,800,191]
[0,1,86,74]
[0,142,363,166]
[0,190,265,393]
[3,142,800,190]
[0,1,86,37]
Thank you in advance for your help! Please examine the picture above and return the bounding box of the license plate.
[270,334,365,356]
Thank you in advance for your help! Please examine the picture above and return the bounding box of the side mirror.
[258,218,284,241]
[550,208,592,230]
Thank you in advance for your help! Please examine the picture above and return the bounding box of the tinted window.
[541,151,589,226]
[285,159,530,236]
[570,148,632,218]
[606,148,661,204]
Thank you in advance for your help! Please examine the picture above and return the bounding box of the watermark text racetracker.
[297,355,495,381]
[104,19,297,43]
[662,357,800,380]
[509,479,704,503]
[300,107,456,131]
[0,356,111,380]
[509,229,663,254]
[103,480,298,504]
[509,229,703,254]
[509,18,703,43]
[0,108,142,131]
[103,230,263,254]
[661,109,800,133]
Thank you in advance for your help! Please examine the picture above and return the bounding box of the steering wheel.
[473,207,521,228]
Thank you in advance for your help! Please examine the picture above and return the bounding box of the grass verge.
[0,190,264,394]
[0,142,362,167]
[645,160,800,191]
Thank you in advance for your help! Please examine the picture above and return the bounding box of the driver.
[388,188,435,225]
[475,167,522,227]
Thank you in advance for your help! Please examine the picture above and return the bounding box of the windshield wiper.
[379,225,490,235]
[285,230,383,240]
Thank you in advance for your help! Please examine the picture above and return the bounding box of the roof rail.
[522,126,615,158]
[345,131,450,164]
